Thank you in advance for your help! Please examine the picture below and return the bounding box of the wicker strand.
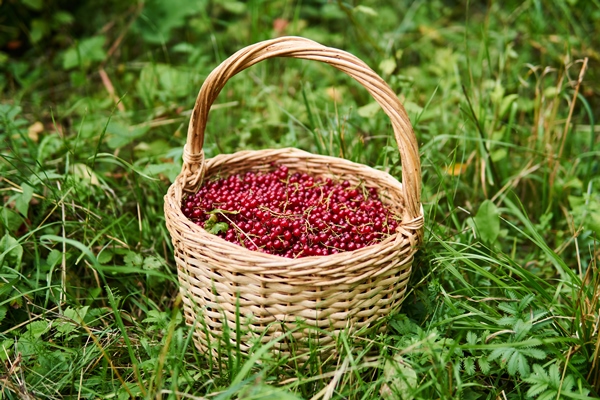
[180,144,205,190]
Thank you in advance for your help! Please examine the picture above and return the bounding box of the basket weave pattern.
[164,37,424,356]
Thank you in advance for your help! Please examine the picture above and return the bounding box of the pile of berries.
[181,164,399,258]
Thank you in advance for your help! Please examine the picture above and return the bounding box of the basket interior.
[185,148,407,217]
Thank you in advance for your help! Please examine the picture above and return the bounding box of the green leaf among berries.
[204,214,229,235]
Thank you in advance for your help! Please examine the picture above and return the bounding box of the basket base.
[180,278,408,362]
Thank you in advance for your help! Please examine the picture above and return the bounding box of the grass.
[1,0,599,398]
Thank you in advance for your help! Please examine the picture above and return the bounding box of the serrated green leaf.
[142,256,162,270]
[204,213,230,235]
[538,391,557,400]
[55,306,87,335]
[513,319,533,340]
[466,331,478,345]
[521,347,547,360]
[9,295,23,309]
[508,351,530,376]
[498,302,518,315]
[143,310,166,325]
[528,363,547,378]
[531,309,549,323]
[488,347,511,362]
[381,354,418,400]
[497,316,518,326]
[26,320,50,339]
[570,354,587,365]
[506,351,519,375]
[64,306,89,324]
[478,357,490,375]
[526,382,549,398]
[548,363,561,387]
[518,294,535,311]
[209,222,229,235]
[389,315,420,335]
[124,251,143,267]
[46,249,62,268]
[561,375,576,394]
[204,214,217,230]
[463,357,476,375]
[506,290,519,300]
[453,345,464,357]
[474,200,500,244]
[55,321,76,336]
[0,306,6,324]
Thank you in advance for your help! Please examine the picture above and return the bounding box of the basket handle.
[183,36,422,221]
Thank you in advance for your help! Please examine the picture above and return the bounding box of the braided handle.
[183,36,421,220]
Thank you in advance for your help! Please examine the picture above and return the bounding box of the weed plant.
[1,0,599,399]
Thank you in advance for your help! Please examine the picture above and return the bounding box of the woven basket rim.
[167,147,424,267]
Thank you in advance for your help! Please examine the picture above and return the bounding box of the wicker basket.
[164,36,424,358]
